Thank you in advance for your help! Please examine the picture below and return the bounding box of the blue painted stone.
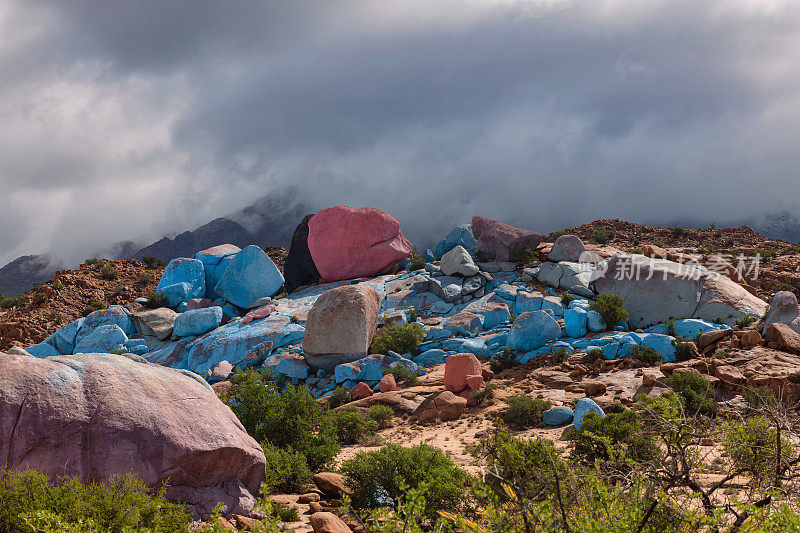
[564,308,588,338]
[74,306,135,349]
[425,328,452,341]
[195,244,241,300]
[515,292,543,314]
[275,357,310,380]
[485,332,508,349]
[507,311,560,351]
[541,298,564,317]
[215,245,284,309]
[646,319,728,340]
[334,354,416,383]
[430,300,455,314]
[26,342,60,358]
[601,342,620,359]
[157,257,206,302]
[483,306,511,330]
[173,306,223,337]
[125,339,150,355]
[44,317,84,354]
[221,303,242,320]
[414,348,448,367]
[587,310,606,332]
[74,324,128,354]
[641,333,678,363]
[442,337,493,358]
[494,284,518,301]
[425,249,435,263]
[160,282,191,308]
[434,224,477,260]
[574,397,605,430]
[616,336,639,357]
[543,406,574,426]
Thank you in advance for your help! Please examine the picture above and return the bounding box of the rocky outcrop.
[762,291,800,334]
[284,213,322,293]
[471,215,543,262]
[0,353,265,518]
[307,206,412,282]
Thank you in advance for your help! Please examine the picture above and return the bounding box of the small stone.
[583,380,606,396]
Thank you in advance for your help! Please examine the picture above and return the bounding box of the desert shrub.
[737,314,758,327]
[289,315,299,324]
[561,293,575,306]
[631,345,660,365]
[742,386,776,412]
[723,416,794,486]
[368,405,395,429]
[144,292,168,309]
[84,258,102,266]
[476,430,573,502]
[404,306,419,323]
[141,256,165,269]
[0,470,190,533]
[333,408,378,445]
[712,316,725,324]
[664,318,677,336]
[502,395,551,429]
[262,443,312,493]
[108,347,128,355]
[408,248,426,270]
[589,294,629,330]
[672,337,697,361]
[328,387,352,409]
[592,227,615,245]
[573,409,658,467]
[81,301,106,316]
[137,273,153,286]
[510,246,536,264]
[551,347,570,364]
[370,323,424,356]
[227,369,339,471]
[0,295,28,309]
[341,443,469,518]
[587,348,604,359]
[489,347,518,374]
[382,365,419,387]
[469,383,498,407]
[98,263,118,281]
[670,226,689,238]
[664,372,716,417]
[31,293,48,307]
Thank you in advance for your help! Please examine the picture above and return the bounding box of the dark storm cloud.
[2,0,800,265]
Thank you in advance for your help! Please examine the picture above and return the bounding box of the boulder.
[73,324,128,354]
[263,352,310,380]
[44,318,84,355]
[762,291,800,335]
[574,397,605,430]
[215,245,284,309]
[303,285,381,371]
[0,354,265,518]
[25,342,60,358]
[471,215,543,262]
[765,323,800,353]
[439,246,479,277]
[428,276,463,303]
[284,213,322,293]
[157,258,206,304]
[241,304,277,324]
[507,311,560,351]
[333,354,416,383]
[542,406,574,426]
[75,306,136,347]
[310,512,352,533]
[194,244,241,300]
[379,373,398,392]
[160,282,191,308]
[444,310,482,336]
[444,353,483,394]
[307,206,412,282]
[411,391,467,423]
[548,235,586,263]
[313,472,350,496]
[173,306,224,338]
[434,224,477,260]
[350,382,374,400]
[694,276,768,326]
[564,308,588,338]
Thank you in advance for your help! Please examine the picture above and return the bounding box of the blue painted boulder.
[215,245,284,309]
[414,348,448,367]
[195,244,241,300]
[574,397,605,430]
[586,310,606,332]
[157,258,206,303]
[44,317,84,354]
[173,306,224,337]
[74,324,129,354]
[564,308,588,338]
[646,318,728,340]
[74,306,135,348]
[160,282,192,308]
[543,406,574,426]
[424,249,435,263]
[434,224,477,260]
[25,342,61,358]
[507,311,560,351]
[641,333,678,363]
[334,353,416,383]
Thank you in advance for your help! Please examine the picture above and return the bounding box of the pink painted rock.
[471,215,543,262]
[379,373,397,392]
[444,353,483,394]
[465,374,484,391]
[350,381,374,400]
[0,353,265,519]
[307,206,412,282]
[241,304,277,324]
[187,298,214,311]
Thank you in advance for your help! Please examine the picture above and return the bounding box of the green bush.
[665,318,677,336]
[289,315,300,324]
[137,273,153,286]
[262,443,313,493]
[32,292,48,307]
[382,365,419,387]
[510,246,536,264]
[589,294,629,330]
[631,345,660,365]
[723,416,794,486]
[227,369,340,472]
[408,248,425,270]
[144,292,168,309]
[368,405,395,429]
[592,227,615,245]
[664,372,716,417]
[142,256,165,269]
[0,294,28,309]
[333,408,379,445]
[489,347,518,374]
[370,323,424,356]
[502,395,551,428]
[469,383,498,407]
[328,386,352,409]
[672,337,697,361]
[551,347,570,364]
[81,301,106,316]
[0,470,190,533]
[573,409,658,467]
[98,264,118,281]
[341,443,470,518]
[561,293,575,306]
[670,226,689,238]
[737,314,758,327]
[587,348,604,359]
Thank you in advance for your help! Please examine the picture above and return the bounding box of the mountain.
[0,187,309,296]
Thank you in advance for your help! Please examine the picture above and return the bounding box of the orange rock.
[444,353,483,394]
[350,382,373,400]
[378,373,397,392]
[310,511,352,533]
[583,380,607,396]
[765,323,800,354]
[740,330,763,349]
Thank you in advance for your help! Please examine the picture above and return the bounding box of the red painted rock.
[465,374,484,391]
[444,353,483,394]
[0,353,265,519]
[379,373,397,392]
[471,215,543,262]
[241,304,276,324]
[307,206,412,282]
[350,382,374,400]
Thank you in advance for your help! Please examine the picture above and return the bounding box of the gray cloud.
[2,0,800,266]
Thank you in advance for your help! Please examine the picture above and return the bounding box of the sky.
[2,0,800,266]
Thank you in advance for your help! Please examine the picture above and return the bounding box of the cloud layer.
[2,0,800,265]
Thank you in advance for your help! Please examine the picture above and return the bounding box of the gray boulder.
[549,235,586,262]
[762,291,800,334]
[440,246,479,277]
